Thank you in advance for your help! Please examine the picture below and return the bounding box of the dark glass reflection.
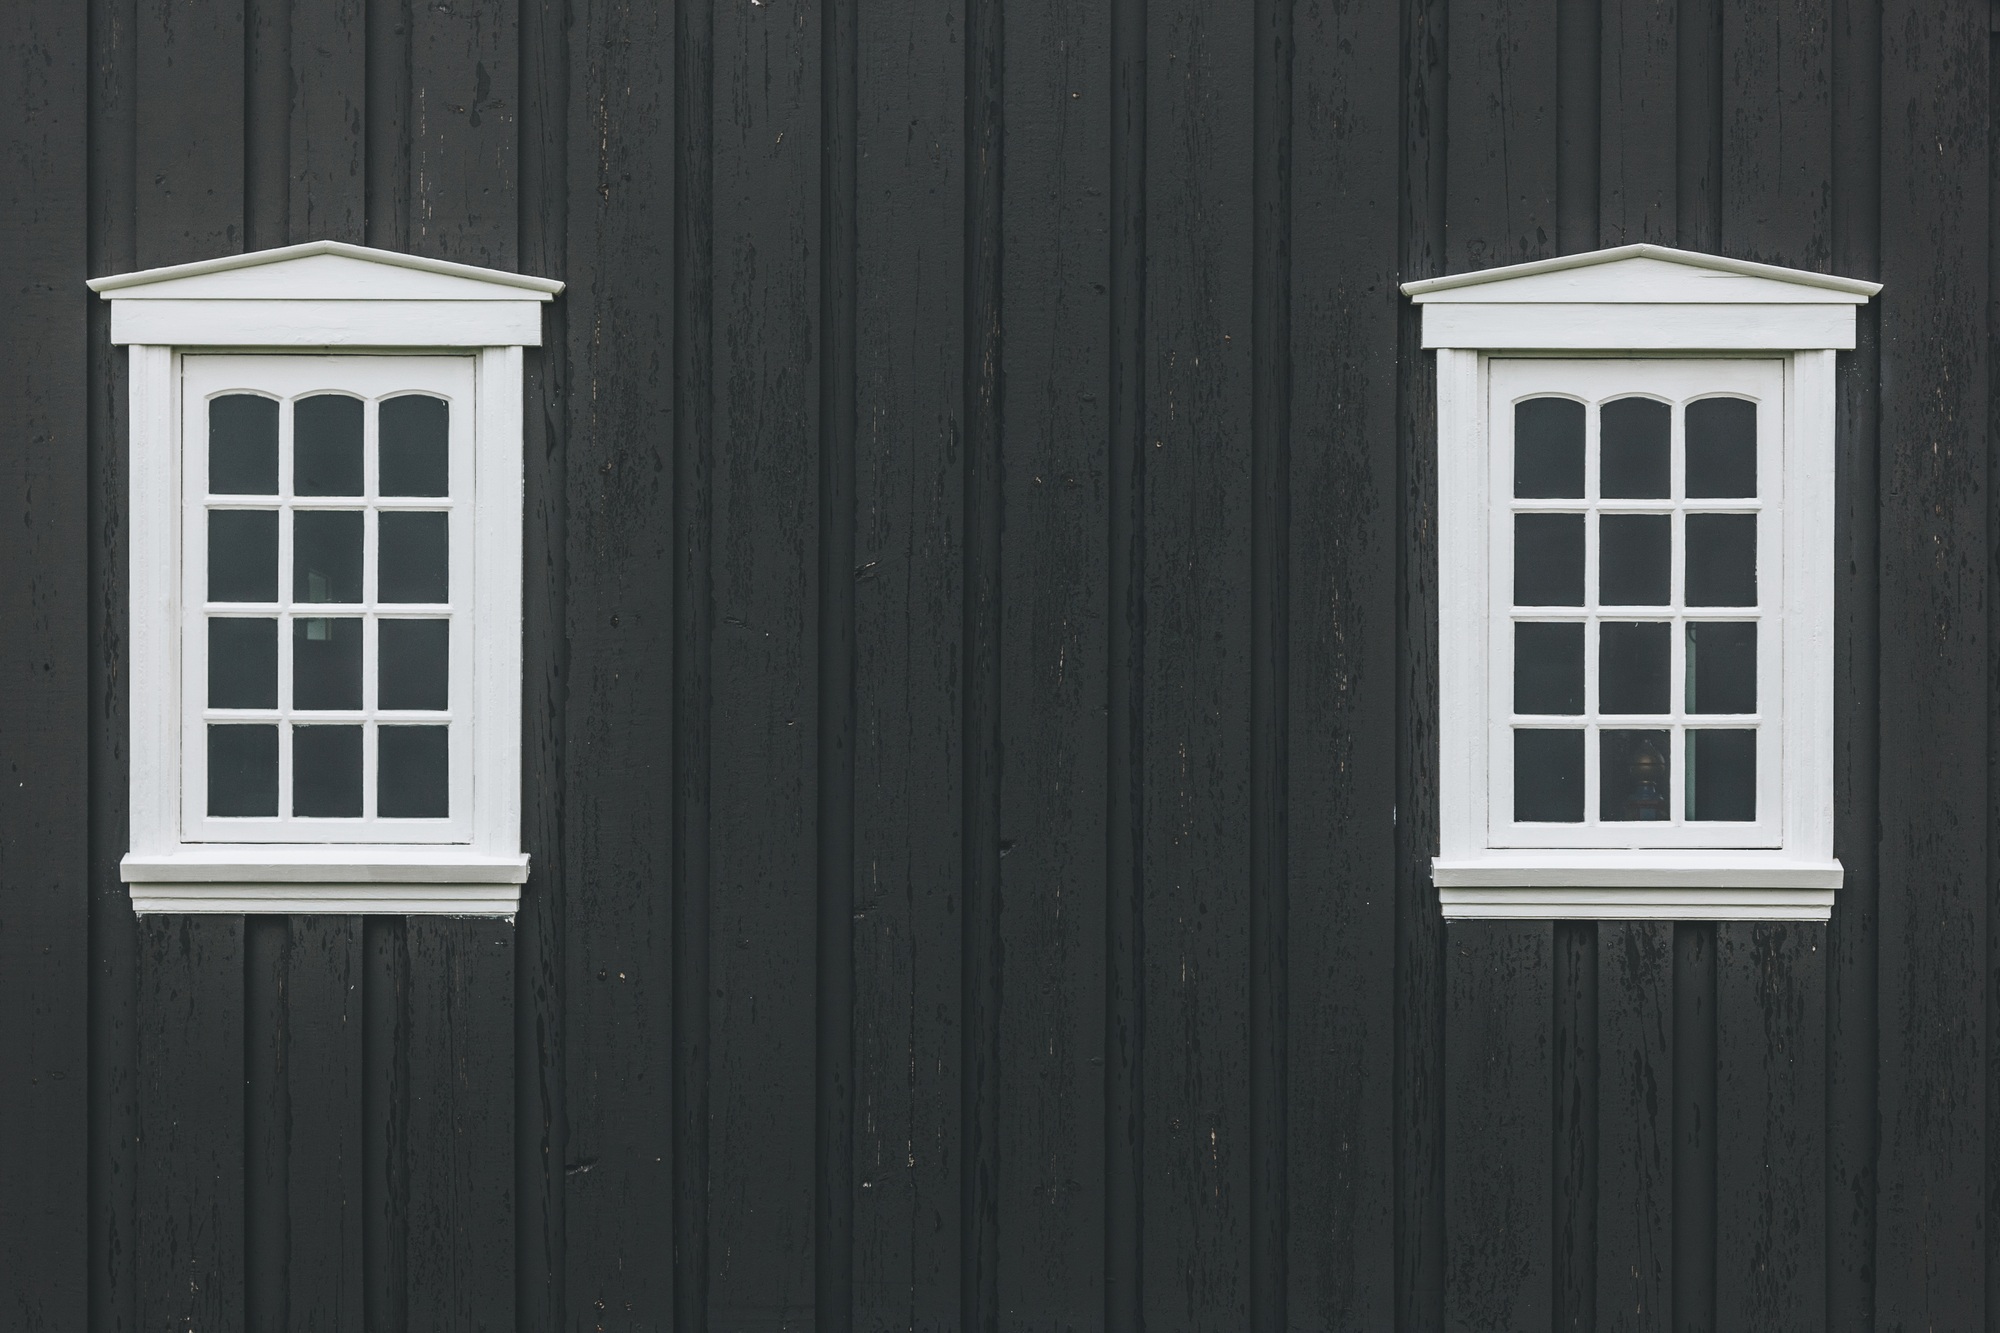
[208,618,277,709]
[1514,622,1584,715]
[1685,514,1756,606]
[1514,514,1585,606]
[1601,729,1672,822]
[209,395,278,494]
[1514,398,1585,499]
[1687,622,1757,714]
[209,510,279,602]
[1600,398,1670,499]
[379,725,449,818]
[379,512,449,603]
[294,510,364,603]
[208,724,277,816]
[1686,397,1757,498]
[294,395,364,496]
[1688,730,1756,821]
[1599,621,1670,714]
[1600,514,1671,606]
[380,395,451,497]
[379,618,449,711]
[293,617,363,710]
[1515,729,1584,822]
[293,724,363,817]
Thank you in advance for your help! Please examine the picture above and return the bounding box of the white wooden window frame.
[1404,244,1880,921]
[91,241,562,915]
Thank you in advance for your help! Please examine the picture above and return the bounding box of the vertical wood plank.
[0,0,90,1320]
[137,916,246,1333]
[364,0,411,250]
[290,0,366,243]
[1443,920,1553,1333]
[361,918,409,1333]
[1597,920,1673,1333]
[1599,0,1678,244]
[1445,0,1560,269]
[1720,0,1833,267]
[286,917,365,1333]
[1552,923,1599,1333]
[993,0,1113,1318]
[705,0,822,1318]
[1713,923,1825,1332]
[559,0,676,1325]
[1285,0,1399,1321]
[404,919,514,1333]
[1139,0,1256,1324]
[846,0,967,1322]
[1671,923,1717,1333]
[408,0,517,267]
[245,918,289,1330]
[244,0,288,248]
[136,0,244,265]
[1874,0,1989,1324]
[1676,0,1722,247]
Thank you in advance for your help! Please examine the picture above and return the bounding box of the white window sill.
[121,847,528,916]
[1433,852,1841,920]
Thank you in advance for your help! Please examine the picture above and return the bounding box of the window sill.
[121,847,528,916]
[1433,852,1841,920]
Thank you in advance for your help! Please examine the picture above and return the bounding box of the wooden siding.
[0,0,1991,1328]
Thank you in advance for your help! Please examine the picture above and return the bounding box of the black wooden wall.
[0,0,1992,1328]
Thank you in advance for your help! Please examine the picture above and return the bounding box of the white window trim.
[1405,244,1879,921]
[91,241,561,916]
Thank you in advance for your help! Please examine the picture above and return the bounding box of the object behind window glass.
[1601,730,1672,821]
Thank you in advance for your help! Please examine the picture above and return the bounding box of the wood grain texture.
[136,0,243,266]
[137,916,245,1333]
[1286,0,1400,1320]
[558,1,676,1327]
[704,0,822,1319]
[1720,0,1832,267]
[1599,0,1678,243]
[1713,923,1825,1332]
[1445,0,1560,268]
[1597,921,1673,1333]
[0,0,90,1321]
[284,917,365,1332]
[992,0,1113,1323]
[1443,921,1553,1333]
[1873,0,1989,1324]
[290,0,366,243]
[408,0,516,266]
[1552,923,1599,1333]
[1672,923,1717,1333]
[1139,0,1256,1324]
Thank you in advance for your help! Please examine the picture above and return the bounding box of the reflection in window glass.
[1515,729,1584,822]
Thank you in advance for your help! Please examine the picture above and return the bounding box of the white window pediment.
[1404,245,1879,922]
[92,242,561,916]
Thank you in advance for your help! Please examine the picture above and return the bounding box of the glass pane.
[1600,514,1670,606]
[379,618,449,710]
[1514,398,1584,498]
[1599,621,1670,714]
[209,510,279,602]
[380,395,450,497]
[1686,397,1757,498]
[1601,729,1672,821]
[1685,514,1756,606]
[208,618,277,709]
[294,394,364,496]
[293,724,363,817]
[379,512,449,603]
[208,723,277,816]
[1514,622,1584,715]
[294,510,364,603]
[1687,622,1757,713]
[209,395,278,495]
[1514,514,1584,606]
[1515,729,1584,822]
[379,725,449,818]
[293,616,363,710]
[1688,729,1756,821]
[1599,398,1670,499]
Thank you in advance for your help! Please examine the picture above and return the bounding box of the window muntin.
[1487,358,1784,850]
[181,355,476,843]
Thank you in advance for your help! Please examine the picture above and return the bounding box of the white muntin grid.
[1486,358,1785,850]
[182,355,477,843]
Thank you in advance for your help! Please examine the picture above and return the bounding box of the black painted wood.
[1599,0,1677,244]
[136,0,244,266]
[1553,923,1599,1333]
[1597,921,1673,1333]
[1446,0,1560,268]
[289,0,366,243]
[1720,0,1832,268]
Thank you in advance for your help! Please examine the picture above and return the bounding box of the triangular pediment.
[1402,244,1878,305]
[89,240,563,301]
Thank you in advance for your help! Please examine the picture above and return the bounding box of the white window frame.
[1404,244,1879,921]
[91,241,562,915]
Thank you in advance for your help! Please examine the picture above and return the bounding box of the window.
[1405,244,1879,920]
[91,241,561,914]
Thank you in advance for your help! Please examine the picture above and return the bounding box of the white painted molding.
[88,239,564,295]
[1420,303,1856,351]
[130,883,522,916]
[111,299,546,347]
[1401,243,1881,299]
[1439,885,1835,921]
[1433,854,1843,889]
